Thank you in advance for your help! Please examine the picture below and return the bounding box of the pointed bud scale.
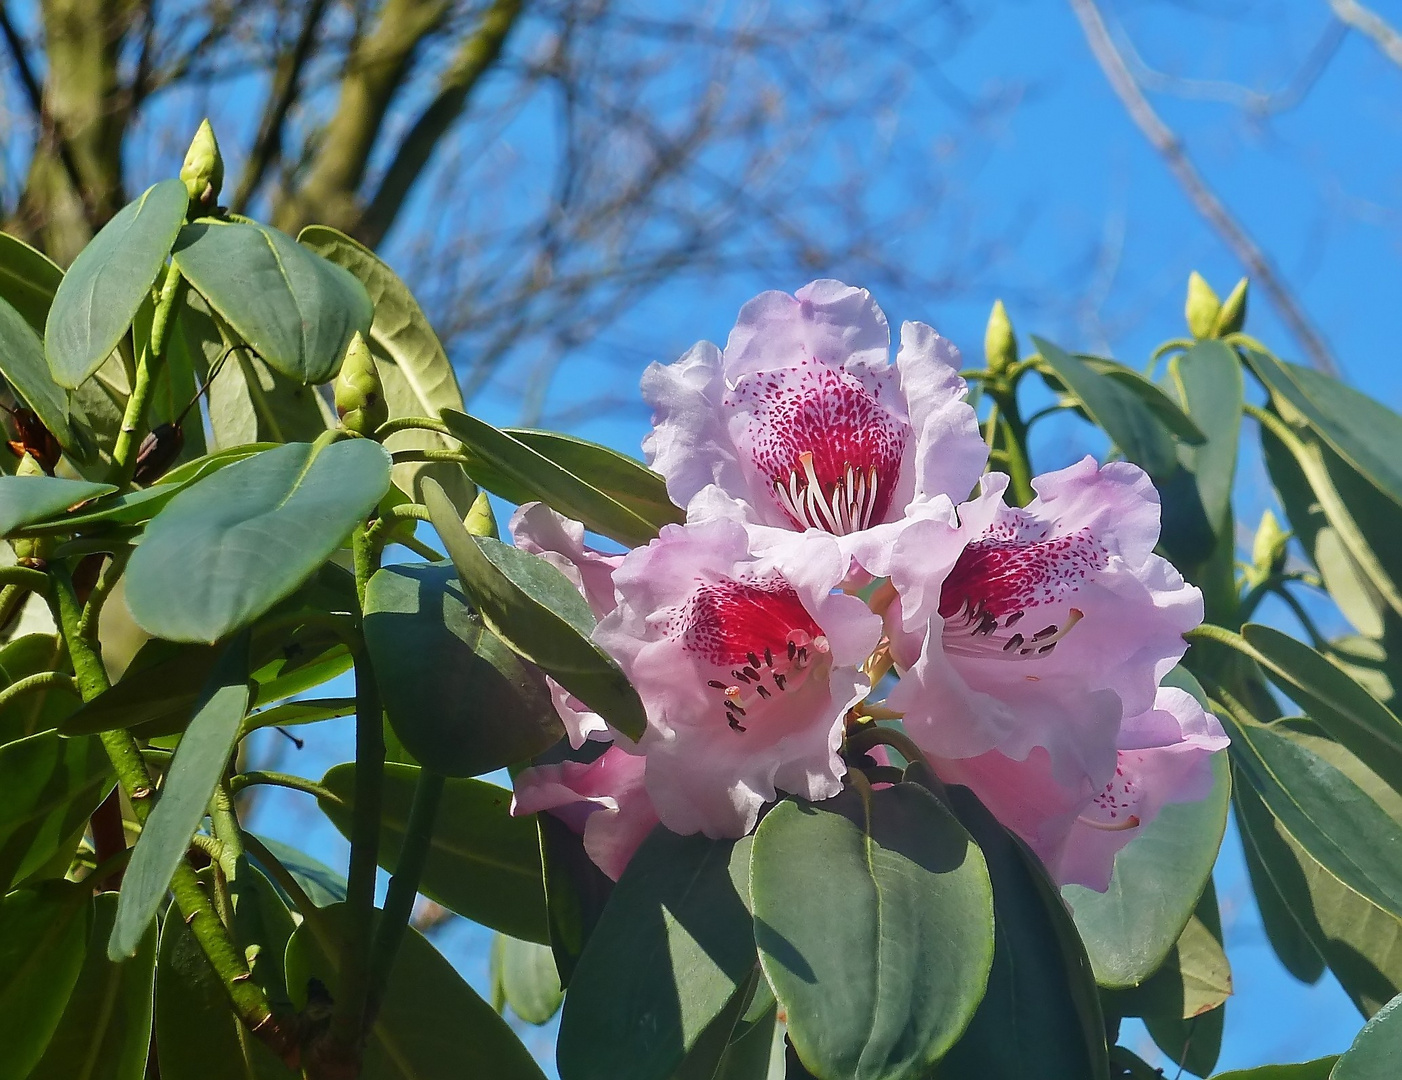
[1185,271,1221,339]
[984,299,1018,375]
[1213,277,1249,336]
[180,119,225,209]
[334,332,387,436]
[1250,508,1290,581]
[464,489,497,538]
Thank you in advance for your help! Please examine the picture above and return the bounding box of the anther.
[747,651,761,669]
[1032,624,1058,641]
[1004,611,1024,627]
[1002,633,1024,652]
[764,647,774,668]
[788,641,797,661]
[774,673,787,690]
[756,685,771,699]
[707,680,728,690]
[743,666,760,681]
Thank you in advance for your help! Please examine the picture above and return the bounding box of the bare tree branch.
[1068,0,1340,375]
[1330,0,1402,68]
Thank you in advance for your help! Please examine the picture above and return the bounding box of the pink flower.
[936,686,1228,890]
[641,280,985,569]
[510,502,625,748]
[885,458,1204,791]
[511,746,659,881]
[594,517,882,837]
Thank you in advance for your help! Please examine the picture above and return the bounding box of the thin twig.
[1331,0,1402,68]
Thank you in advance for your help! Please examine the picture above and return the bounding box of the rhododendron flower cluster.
[512,280,1227,890]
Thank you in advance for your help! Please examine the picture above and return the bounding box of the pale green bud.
[1185,272,1221,339]
[1251,508,1290,582]
[334,332,388,437]
[1213,278,1249,336]
[984,299,1018,375]
[180,119,224,209]
[464,489,498,539]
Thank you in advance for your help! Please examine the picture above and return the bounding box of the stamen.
[1076,813,1140,832]
[747,651,761,669]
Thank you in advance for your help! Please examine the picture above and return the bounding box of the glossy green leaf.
[28,892,156,1080]
[44,180,187,389]
[1333,990,1402,1078]
[249,835,347,908]
[241,696,356,735]
[0,730,112,891]
[557,829,755,1080]
[0,230,62,334]
[0,883,91,1080]
[1063,750,1230,989]
[670,971,765,1080]
[1167,339,1243,534]
[112,635,250,958]
[1223,711,1402,924]
[492,934,563,1025]
[364,561,561,776]
[508,429,684,532]
[1210,1059,1338,1080]
[1079,356,1206,443]
[751,784,995,1080]
[286,903,546,1080]
[425,480,646,740]
[172,220,372,385]
[1033,337,1178,477]
[0,474,116,537]
[539,812,614,987]
[0,633,78,742]
[0,295,74,450]
[934,786,1109,1080]
[319,762,548,942]
[125,438,390,642]
[441,408,661,547]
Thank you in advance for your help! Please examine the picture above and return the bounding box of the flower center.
[774,451,881,535]
[1078,760,1141,831]
[678,577,829,733]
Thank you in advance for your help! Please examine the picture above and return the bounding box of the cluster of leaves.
[2,132,1402,1080]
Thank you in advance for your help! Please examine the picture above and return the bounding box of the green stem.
[230,770,340,804]
[984,372,1034,505]
[845,723,930,770]
[0,564,49,592]
[1183,622,1249,650]
[208,778,244,879]
[111,263,189,486]
[374,415,452,440]
[388,448,474,466]
[363,503,432,553]
[76,547,131,640]
[0,584,27,633]
[365,768,445,1025]
[241,832,339,958]
[0,670,77,711]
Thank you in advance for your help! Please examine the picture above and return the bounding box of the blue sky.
[230,1,1402,1074]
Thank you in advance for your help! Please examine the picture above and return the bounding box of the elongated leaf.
[0,633,78,742]
[492,934,563,1025]
[557,829,755,1080]
[441,408,660,547]
[508,429,684,531]
[0,295,74,449]
[285,903,546,1080]
[112,636,250,958]
[241,696,356,735]
[248,835,346,908]
[0,730,112,891]
[28,892,156,1080]
[125,438,390,642]
[1079,356,1206,443]
[0,474,115,537]
[1166,339,1243,534]
[0,883,91,1080]
[172,221,372,385]
[425,480,646,739]
[364,562,561,776]
[935,787,1109,1080]
[1033,337,1177,477]
[319,762,548,942]
[1210,1060,1337,1080]
[751,784,995,1080]
[1333,990,1402,1078]
[45,180,188,389]
[539,812,614,987]
[0,230,62,333]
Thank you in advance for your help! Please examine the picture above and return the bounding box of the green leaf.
[491,934,563,1025]
[285,903,546,1080]
[0,474,116,537]
[935,786,1109,1080]
[297,225,475,507]
[240,696,356,736]
[0,295,75,450]
[441,408,662,547]
[364,561,562,776]
[507,429,684,533]
[750,784,995,1080]
[1333,990,1402,1078]
[44,179,188,389]
[557,829,755,1080]
[425,480,646,740]
[248,835,347,908]
[1063,749,1230,989]
[172,220,373,385]
[0,229,62,334]
[539,813,614,987]
[1166,340,1243,535]
[112,635,251,958]
[28,892,156,1080]
[1032,337,1178,477]
[0,883,91,1080]
[318,762,548,942]
[1245,349,1402,509]
[125,438,390,642]
[1223,710,1402,924]
[0,633,79,742]
[1210,1060,1338,1080]
[1079,356,1207,444]
[0,731,112,891]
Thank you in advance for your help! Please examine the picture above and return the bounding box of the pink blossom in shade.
[509,502,626,747]
[640,280,986,570]
[511,746,659,881]
[594,516,882,838]
[885,457,1205,791]
[935,686,1229,891]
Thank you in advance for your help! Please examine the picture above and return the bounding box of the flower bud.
[1250,508,1290,582]
[10,454,50,566]
[464,489,497,539]
[180,119,224,210]
[1213,277,1249,336]
[1185,272,1221,339]
[334,332,388,437]
[984,299,1018,375]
